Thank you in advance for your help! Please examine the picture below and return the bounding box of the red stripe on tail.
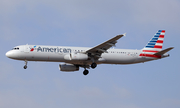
[142,50,159,53]
[161,30,165,33]
[154,45,162,49]
[159,35,164,38]
[156,40,163,43]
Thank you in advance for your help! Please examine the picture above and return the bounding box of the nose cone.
[6,51,13,58]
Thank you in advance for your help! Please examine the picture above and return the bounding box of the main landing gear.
[83,63,97,75]
[91,63,97,69]
[24,60,28,69]
[83,69,89,75]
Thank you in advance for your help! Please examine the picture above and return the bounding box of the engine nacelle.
[64,53,88,61]
[59,64,79,72]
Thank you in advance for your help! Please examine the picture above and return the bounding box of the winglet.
[154,47,174,55]
[123,33,126,37]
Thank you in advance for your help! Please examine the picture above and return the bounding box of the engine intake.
[59,64,79,72]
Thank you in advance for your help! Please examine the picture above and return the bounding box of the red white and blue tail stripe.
[139,30,165,58]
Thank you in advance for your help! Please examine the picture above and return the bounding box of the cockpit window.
[12,47,20,50]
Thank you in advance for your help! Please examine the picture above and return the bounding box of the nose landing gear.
[23,60,28,69]
[24,65,27,69]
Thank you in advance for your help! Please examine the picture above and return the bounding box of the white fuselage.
[5,30,172,75]
[6,45,160,65]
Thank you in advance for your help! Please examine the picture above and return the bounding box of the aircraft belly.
[19,52,65,62]
[36,53,65,62]
[102,54,137,64]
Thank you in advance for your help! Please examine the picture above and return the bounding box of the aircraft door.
[24,45,30,53]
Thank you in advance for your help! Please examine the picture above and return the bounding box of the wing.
[86,33,126,58]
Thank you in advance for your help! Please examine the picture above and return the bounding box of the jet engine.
[59,64,79,72]
[64,53,88,60]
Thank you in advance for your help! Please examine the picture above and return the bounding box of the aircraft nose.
[6,51,13,58]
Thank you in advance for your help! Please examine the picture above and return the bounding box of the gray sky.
[0,0,180,108]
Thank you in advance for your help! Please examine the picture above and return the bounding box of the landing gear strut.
[83,69,89,75]
[24,60,28,69]
[91,63,97,69]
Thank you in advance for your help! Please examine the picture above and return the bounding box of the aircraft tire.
[91,63,97,69]
[83,70,89,75]
[24,65,27,69]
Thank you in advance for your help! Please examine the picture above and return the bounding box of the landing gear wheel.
[83,70,89,75]
[91,63,97,69]
[24,60,28,69]
[24,65,27,69]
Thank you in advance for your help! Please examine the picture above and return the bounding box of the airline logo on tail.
[145,30,165,49]
[140,30,165,58]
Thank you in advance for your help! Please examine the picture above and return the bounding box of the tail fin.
[140,30,166,58]
[143,30,165,51]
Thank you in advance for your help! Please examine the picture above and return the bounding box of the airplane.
[6,30,174,75]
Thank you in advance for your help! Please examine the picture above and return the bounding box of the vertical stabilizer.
[140,30,165,58]
[143,30,165,51]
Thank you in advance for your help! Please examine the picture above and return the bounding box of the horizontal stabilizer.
[154,47,174,55]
